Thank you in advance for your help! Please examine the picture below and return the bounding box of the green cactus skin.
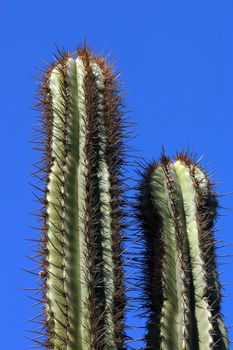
[136,153,229,350]
[32,48,126,350]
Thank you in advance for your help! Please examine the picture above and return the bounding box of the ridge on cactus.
[30,46,128,350]
[136,152,229,350]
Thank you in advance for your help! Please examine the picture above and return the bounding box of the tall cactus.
[32,47,126,350]
[136,153,229,350]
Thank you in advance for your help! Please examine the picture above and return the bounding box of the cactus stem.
[136,152,229,350]
[30,47,127,350]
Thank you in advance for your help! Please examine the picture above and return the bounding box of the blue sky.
[1,1,233,349]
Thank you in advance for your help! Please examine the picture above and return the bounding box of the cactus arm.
[174,160,213,349]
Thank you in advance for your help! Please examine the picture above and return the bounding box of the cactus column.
[35,48,126,350]
[136,153,229,350]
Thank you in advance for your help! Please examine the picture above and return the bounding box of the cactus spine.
[136,153,229,350]
[34,48,126,350]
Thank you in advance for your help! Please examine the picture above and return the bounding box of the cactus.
[30,45,231,350]
[32,47,127,350]
[136,153,229,350]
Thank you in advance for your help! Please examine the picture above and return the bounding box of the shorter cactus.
[136,153,229,350]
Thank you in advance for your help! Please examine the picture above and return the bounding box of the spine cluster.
[136,153,229,350]
[34,48,126,350]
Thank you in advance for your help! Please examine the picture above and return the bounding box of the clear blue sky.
[1,1,233,349]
